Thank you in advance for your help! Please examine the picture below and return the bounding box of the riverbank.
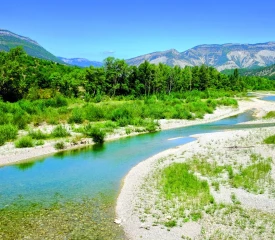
[1,96,275,167]
[116,98,275,239]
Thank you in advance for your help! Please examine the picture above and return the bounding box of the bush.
[28,130,49,139]
[12,111,30,129]
[68,109,84,124]
[217,97,238,107]
[0,124,18,145]
[164,220,177,228]
[35,140,45,146]
[83,124,106,144]
[144,119,159,132]
[45,95,68,108]
[84,105,105,121]
[0,135,5,146]
[15,136,34,148]
[51,125,70,138]
[54,141,65,150]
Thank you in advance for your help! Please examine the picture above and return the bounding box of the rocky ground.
[116,97,275,240]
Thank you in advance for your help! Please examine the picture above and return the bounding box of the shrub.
[144,119,159,132]
[28,130,49,139]
[45,95,68,108]
[217,97,238,107]
[164,220,177,228]
[0,135,5,146]
[15,136,34,148]
[51,125,70,138]
[35,140,45,146]
[54,141,65,150]
[111,107,132,121]
[84,105,105,121]
[83,124,106,144]
[68,109,84,124]
[0,124,18,145]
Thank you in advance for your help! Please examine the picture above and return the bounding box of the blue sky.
[1,0,275,61]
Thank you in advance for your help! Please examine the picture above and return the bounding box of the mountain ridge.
[0,29,64,63]
[2,29,275,71]
[126,42,275,71]
[58,57,103,67]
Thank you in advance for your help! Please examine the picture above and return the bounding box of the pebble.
[114,218,122,224]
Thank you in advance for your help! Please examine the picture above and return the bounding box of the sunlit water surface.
[1,107,275,239]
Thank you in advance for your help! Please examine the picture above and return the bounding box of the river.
[0,108,274,239]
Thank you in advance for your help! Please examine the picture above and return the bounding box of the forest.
[0,47,274,146]
[0,47,274,102]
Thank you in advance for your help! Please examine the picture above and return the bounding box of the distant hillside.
[126,42,275,71]
[222,64,275,80]
[0,29,64,63]
[58,57,103,67]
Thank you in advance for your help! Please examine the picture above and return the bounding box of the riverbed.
[1,97,275,239]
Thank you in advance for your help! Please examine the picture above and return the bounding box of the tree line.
[0,47,274,102]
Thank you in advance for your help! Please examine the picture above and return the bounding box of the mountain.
[0,29,64,63]
[243,64,275,79]
[58,57,103,67]
[126,42,275,71]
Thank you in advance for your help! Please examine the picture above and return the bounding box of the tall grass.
[51,125,70,138]
[231,156,273,193]
[160,163,214,208]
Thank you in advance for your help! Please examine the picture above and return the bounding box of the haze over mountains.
[58,57,103,67]
[1,29,275,72]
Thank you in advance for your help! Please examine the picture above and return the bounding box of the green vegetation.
[51,125,70,138]
[0,124,18,146]
[185,155,273,194]
[0,47,274,148]
[0,30,63,63]
[15,136,34,148]
[222,64,275,80]
[160,163,214,208]
[264,135,275,144]
[82,124,106,144]
[54,141,65,150]
[231,156,273,194]
[28,130,49,140]
[188,158,225,177]
[263,111,275,119]
[0,47,274,103]
[164,220,177,228]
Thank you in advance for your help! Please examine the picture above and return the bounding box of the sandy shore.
[1,96,275,168]
[116,98,275,239]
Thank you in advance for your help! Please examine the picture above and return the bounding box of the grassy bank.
[127,126,275,239]
[0,91,239,147]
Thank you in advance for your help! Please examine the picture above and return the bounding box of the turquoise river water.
[0,105,275,239]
